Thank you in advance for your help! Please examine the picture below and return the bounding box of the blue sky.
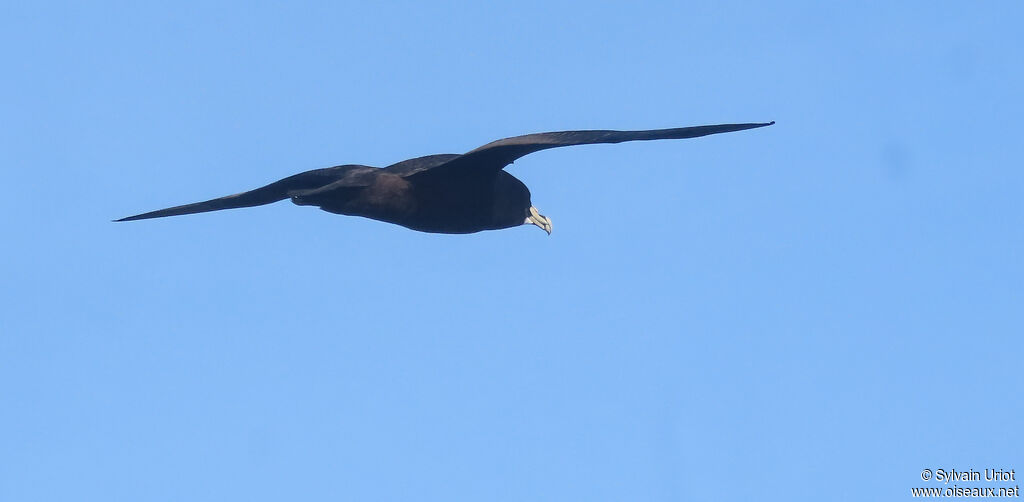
[2,1,1021,500]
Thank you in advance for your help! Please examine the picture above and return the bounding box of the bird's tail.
[114,166,360,222]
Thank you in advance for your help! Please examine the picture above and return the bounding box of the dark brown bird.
[116,122,773,234]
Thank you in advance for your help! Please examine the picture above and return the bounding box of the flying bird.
[116,121,774,234]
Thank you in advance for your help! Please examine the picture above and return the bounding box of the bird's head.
[492,172,552,235]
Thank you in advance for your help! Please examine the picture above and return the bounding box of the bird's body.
[117,122,774,234]
[292,162,529,234]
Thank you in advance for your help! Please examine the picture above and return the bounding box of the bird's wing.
[115,165,378,221]
[383,154,462,177]
[402,122,774,179]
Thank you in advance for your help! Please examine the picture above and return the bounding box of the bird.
[116,121,773,234]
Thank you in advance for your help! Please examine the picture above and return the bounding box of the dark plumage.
[116,122,774,234]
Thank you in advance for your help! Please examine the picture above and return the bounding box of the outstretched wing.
[115,165,378,221]
[384,154,462,177]
[403,122,774,180]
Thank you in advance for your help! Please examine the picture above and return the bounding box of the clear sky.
[1,2,1021,500]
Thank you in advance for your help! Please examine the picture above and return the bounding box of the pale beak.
[524,206,552,235]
